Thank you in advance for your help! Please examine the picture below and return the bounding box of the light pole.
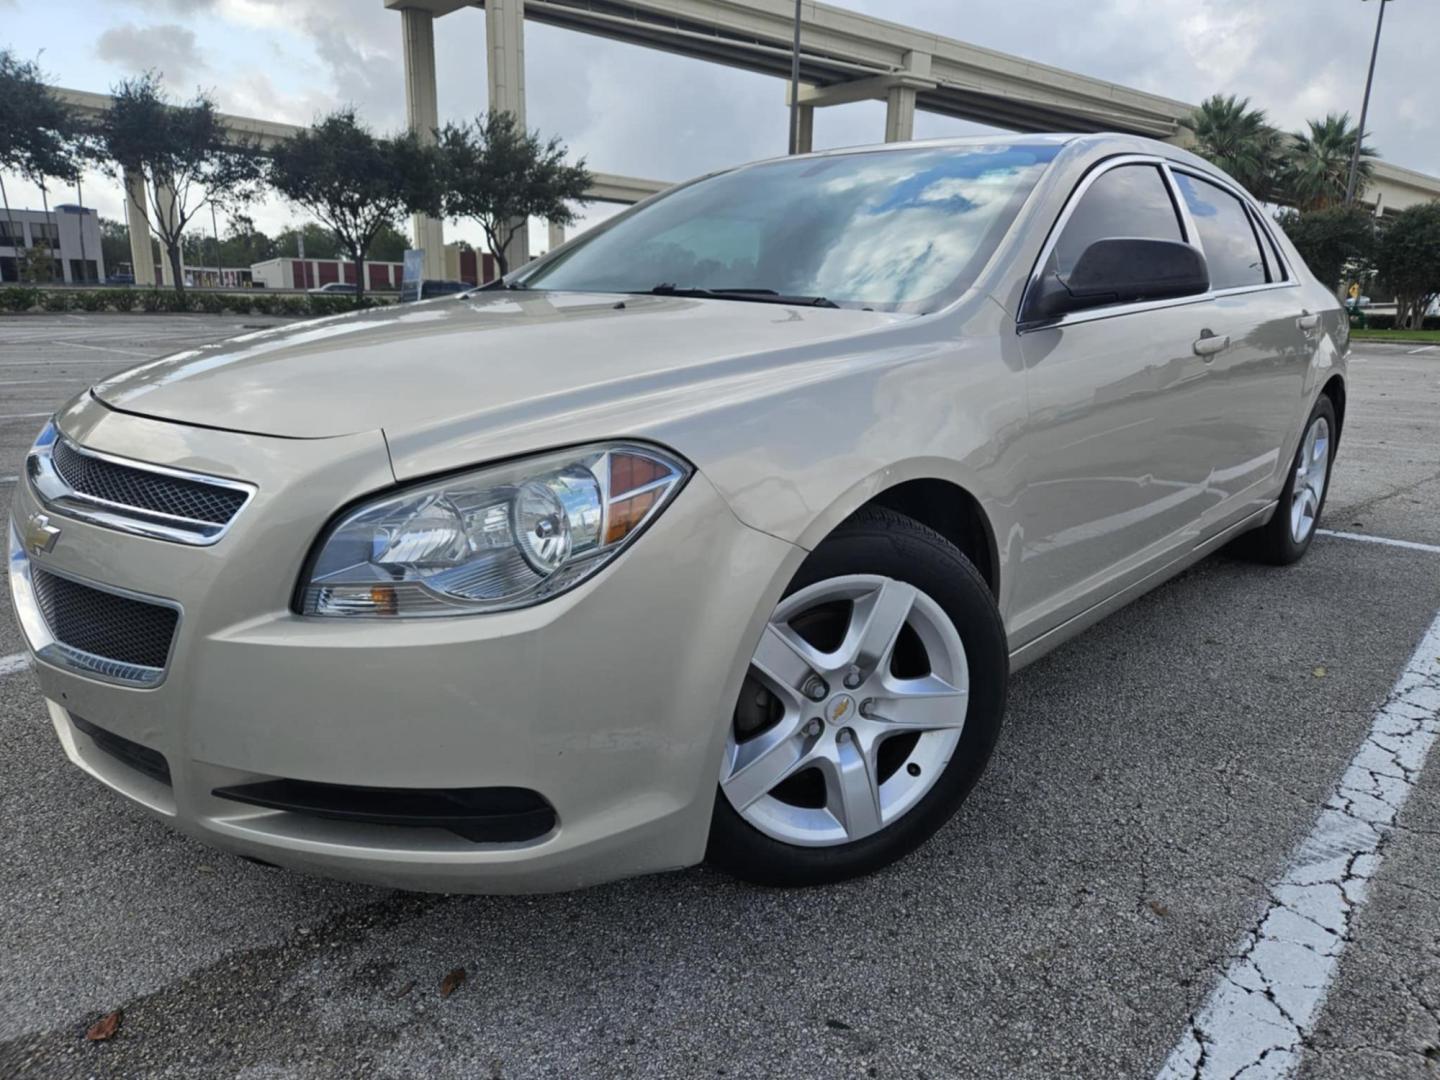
[1344,0,1393,206]
[787,0,802,154]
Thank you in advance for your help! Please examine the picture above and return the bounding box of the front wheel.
[706,507,1008,887]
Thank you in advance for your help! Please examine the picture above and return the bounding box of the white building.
[0,205,105,284]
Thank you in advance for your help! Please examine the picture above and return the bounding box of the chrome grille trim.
[7,525,181,689]
[25,421,256,546]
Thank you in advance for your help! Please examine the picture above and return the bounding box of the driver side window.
[1050,165,1185,279]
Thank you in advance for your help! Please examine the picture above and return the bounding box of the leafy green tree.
[1274,206,1376,294]
[0,49,83,281]
[367,221,409,262]
[218,213,276,266]
[435,111,592,276]
[93,72,264,294]
[268,109,438,300]
[99,217,131,272]
[275,222,340,260]
[1180,94,1283,199]
[1281,113,1377,211]
[1376,202,1440,329]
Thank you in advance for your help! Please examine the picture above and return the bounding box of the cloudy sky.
[3,0,1436,257]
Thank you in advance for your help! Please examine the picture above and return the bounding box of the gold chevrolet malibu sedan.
[8,134,1346,892]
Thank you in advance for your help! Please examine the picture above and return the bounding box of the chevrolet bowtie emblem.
[23,513,61,557]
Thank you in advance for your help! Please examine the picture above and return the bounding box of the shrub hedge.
[1356,313,1440,331]
[0,287,395,317]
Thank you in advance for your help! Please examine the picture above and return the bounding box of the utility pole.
[1345,0,1393,206]
[787,0,802,154]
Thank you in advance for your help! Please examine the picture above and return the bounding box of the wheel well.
[860,479,1000,599]
[1322,374,1346,443]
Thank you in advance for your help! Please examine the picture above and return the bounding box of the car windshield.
[516,142,1062,312]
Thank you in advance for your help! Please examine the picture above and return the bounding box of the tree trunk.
[352,247,366,304]
[166,241,187,297]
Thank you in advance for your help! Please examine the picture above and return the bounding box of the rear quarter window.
[1173,173,1268,290]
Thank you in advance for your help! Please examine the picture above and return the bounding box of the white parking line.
[0,652,31,678]
[1157,613,1440,1079]
[1406,345,1437,354]
[1318,529,1440,555]
[0,412,52,420]
[0,475,16,485]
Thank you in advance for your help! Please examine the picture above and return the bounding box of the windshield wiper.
[648,284,838,308]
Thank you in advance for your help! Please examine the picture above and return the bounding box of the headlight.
[300,443,690,617]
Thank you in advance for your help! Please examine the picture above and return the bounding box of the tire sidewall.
[707,512,1008,886]
[1276,395,1338,561]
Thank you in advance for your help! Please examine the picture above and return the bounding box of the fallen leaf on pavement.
[1147,900,1170,917]
[440,967,466,998]
[1313,666,1327,678]
[86,1010,122,1042]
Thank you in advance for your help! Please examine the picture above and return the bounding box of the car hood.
[92,291,907,440]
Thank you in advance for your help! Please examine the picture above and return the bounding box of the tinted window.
[1174,173,1267,290]
[518,143,1063,311]
[1050,165,1183,277]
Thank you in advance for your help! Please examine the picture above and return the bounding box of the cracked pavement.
[1,318,1439,1079]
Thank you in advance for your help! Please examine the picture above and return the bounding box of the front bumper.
[7,401,800,892]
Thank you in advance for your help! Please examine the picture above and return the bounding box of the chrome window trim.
[7,522,182,688]
[25,423,256,546]
[1017,155,1298,334]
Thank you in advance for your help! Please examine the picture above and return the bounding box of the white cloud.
[95,23,207,87]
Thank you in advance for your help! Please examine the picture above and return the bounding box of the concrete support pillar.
[123,167,156,287]
[884,51,930,144]
[547,220,565,252]
[486,0,529,269]
[795,104,814,154]
[401,7,446,280]
[884,85,916,143]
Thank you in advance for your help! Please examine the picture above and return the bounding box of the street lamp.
[1344,0,1394,206]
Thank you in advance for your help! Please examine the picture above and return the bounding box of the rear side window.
[1173,173,1268,290]
[1050,164,1184,277]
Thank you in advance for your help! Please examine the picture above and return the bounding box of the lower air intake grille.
[31,569,178,671]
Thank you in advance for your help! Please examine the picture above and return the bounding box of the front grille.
[51,438,247,526]
[31,568,178,671]
[72,715,172,787]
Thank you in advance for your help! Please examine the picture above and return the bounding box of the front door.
[1010,160,1217,640]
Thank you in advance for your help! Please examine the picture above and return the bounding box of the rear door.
[1012,159,1218,638]
[1168,169,1309,531]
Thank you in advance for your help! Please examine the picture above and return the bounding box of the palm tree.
[1179,94,1283,199]
[1282,113,1377,211]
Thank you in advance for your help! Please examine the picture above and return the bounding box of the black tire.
[1235,395,1337,566]
[706,506,1008,887]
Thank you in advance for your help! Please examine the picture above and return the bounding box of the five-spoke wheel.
[707,507,1008,886]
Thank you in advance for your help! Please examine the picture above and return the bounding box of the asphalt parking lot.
[1,315,1438,1079]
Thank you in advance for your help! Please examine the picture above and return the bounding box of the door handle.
[1193,332,1230,358]
[1297,312,1320,331]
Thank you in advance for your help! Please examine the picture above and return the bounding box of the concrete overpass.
[386,0,1440,262]
[55,0,1440,284]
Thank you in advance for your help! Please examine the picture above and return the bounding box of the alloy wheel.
[1289,414,1331,544]
[721,575,970,847]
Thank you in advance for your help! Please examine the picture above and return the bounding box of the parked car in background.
[308,281,358,295]
[402,279,474,302]
[8,133,1346,894]
[103,273,134,286]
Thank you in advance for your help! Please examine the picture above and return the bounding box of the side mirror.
[1025,238,1209,323]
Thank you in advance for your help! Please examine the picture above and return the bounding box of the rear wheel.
[706,507,1007,887]
[1238,396,1337,565]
